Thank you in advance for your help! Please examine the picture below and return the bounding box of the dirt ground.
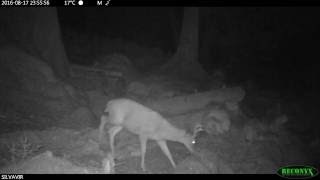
[0,87,318,174]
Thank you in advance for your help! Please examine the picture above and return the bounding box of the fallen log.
[145,86,245,115]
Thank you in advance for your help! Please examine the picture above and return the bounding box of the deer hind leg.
[139,135,148,171]
[157,140,176,168]
[108,126,123,157]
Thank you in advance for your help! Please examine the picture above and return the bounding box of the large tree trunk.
[168,7,181,51]
[161,7,207,81]
[0,8,69,79]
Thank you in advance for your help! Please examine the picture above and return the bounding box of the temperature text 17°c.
[64,0,84,6]
[64,0,75,5]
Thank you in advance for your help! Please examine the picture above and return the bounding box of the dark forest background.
[58,7,320,96]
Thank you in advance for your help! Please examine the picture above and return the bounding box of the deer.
[98,98,196,172]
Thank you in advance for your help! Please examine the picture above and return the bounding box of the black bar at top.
[57,0,320,6]
[1,0,320,7]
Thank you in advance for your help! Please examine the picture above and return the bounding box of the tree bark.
[160,7,207,81]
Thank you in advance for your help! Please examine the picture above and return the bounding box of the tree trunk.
[0,8,69,79]
[168,7,181,51]
[161,7,207,81]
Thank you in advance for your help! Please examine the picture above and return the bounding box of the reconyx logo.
[277,165,318,179]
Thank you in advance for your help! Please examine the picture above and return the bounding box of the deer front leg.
[108,126,123,157]
[157,140,176,168]
[98,115,108,143]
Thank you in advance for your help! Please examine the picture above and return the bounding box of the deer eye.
[192,139,196,144]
